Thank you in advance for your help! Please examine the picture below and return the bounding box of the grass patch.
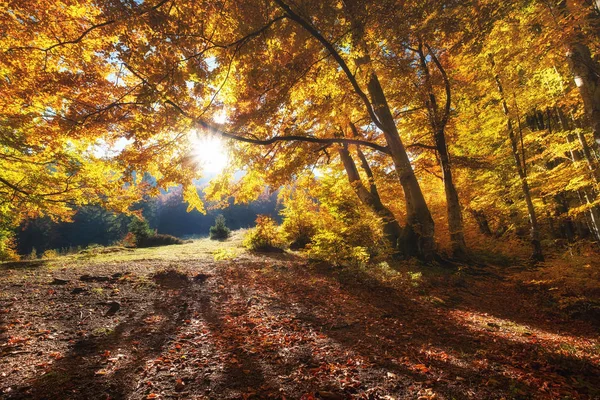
[92,327,114,336]
[213,248,237,261]
[90,287,104,295]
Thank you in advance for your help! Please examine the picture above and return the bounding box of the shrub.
[279,185,318,250]
[128,217,153,246]
[137,234,184,248]
[243,215,285,252]
[279,172,386,266]
[28,247,38,260]
[0,231,19,261]
[307,231,370,267]
[120,232,137,248]
[41,249,60,259]
[209,214,231,240]
[128,217,183,248]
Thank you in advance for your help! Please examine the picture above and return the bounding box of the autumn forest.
[1,0,600,399]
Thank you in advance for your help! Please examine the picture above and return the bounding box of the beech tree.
[3,0,600,260]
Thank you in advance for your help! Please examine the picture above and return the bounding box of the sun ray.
[189,131,229,174]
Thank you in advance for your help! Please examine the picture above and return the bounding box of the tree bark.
[489,55,544,261]
[567,43,600,151]
[364,74,436,257]
[355,146,381,199]
[337,145,403,249]
[560,0,600,152]
[416,44,468,258]
[565,131,600,241]
[274,0,437,259]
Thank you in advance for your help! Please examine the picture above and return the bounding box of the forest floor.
[1,232,599,399]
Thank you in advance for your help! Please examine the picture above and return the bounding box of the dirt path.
[0,247,598,399]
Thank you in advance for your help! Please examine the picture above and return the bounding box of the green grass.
[64,230,248,263]
[92,327,114,336]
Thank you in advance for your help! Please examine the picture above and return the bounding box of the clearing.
[1,234,599,399]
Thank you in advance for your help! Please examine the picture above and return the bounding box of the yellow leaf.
[183,184,206,214]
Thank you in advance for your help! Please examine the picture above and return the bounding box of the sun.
[189,132,229,174]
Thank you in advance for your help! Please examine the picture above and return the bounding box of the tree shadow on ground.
[5,284,193,399]
[251,262,600,398]
[390,259,599,340]
[0,260,47,271]
[3,260,599,399]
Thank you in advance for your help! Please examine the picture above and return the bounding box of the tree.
[4,0,600,262]
[412,43,468,258]
[128,217,153,247]
[209,214,231,240]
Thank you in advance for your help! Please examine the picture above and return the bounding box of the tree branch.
[163,100,390,154]
[406,142,437,151]
[165,100,389,154]
[7,0,171,53]
[425,44,451,127]
[122,61,390,154]
[393,106,426,118]
[0,177,30,196]
[272,0,387,133]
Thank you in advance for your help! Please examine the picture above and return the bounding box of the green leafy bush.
[279,172,385,266]
[243,215,285,252]
[0,230,19,261]
[209,214,231,240]
[307,230,371,267]
[128,217,153,246]
[137,233,184,248]
[279,183,318,250]
[128,217,183,248]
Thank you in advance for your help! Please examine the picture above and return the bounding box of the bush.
[307,231,370,267]
[0,231,19,261]
[243,215,285,252]
[137,234,184,248]
[120,232,137,248]
[279,185,318,250]
[28,247,38,260]
[279,172,386,266]
[41,249,60,259]
[209,214,231,240]
[128,217,183,248]
[128,217,153,246]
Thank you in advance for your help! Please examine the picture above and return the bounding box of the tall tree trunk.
[558,0,600,150]
[577,128,600,180]
[275,0,436,259]
[489,55,544,261]
[416,44,468,258]
[567,42,600,151]
[365,74,436,257]
[347,122,383,200]
[565,131,600,241]
[436,131,468,257]
[355,146,381,199]
[337,145,403,249]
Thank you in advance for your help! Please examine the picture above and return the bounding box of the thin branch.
[0,177,30,196]
[425,44,452,127]
[393,106,425,118]
[164,99,390,154]
[273,0,387,133]
[406,142,437,151]
[7,0,170,53]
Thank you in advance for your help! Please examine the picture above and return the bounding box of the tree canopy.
[2,0,600,259]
